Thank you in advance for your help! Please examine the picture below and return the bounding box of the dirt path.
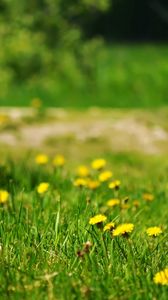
[0,107,168,154]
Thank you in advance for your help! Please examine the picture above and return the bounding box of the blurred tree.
[0,0,109,90]
[0,0,168,100]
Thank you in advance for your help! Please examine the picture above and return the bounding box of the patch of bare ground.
[0,107,168,155]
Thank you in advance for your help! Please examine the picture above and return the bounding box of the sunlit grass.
[0,151,167,299]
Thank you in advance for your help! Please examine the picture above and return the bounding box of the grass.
[0,151,168,299]
[0,44,168,108]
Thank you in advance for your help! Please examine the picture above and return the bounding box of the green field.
[1,45,168,108]
[1,1,168,297]
[0,42,168,298]
[0,150,168,299]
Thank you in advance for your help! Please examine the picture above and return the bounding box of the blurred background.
[0,0,168,108]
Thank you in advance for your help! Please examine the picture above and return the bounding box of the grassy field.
[0,150,168,299]
[0,49,168,298]
[0,44,168,108]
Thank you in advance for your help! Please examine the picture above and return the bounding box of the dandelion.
[133,200,140,207]
[107,198,120,207]
[83,241,92,252]
[31,98,42,109]
[0,190,9,204]
[113,223,134,236]
[99,171,113,182]
[146,226,163,237]
[77,241,92,258]
[37,182,49,194]
[77,165,90,177]
[143,193,154,201]
[109,180,121,190]
[35,154,48,165]
[0,114,9,125]
[91,159,106,170]
[73,178,87,187]
[87,180,100,190]
[121,203,130,209]
[89,214,107,225]
[53,154,65,167]
[103,222,115,232]
[153,268,168,285]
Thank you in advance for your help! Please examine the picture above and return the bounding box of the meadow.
[0,42,168,299]
[0,147,168,299]
[1,45,168,108]
[1,1,168,297]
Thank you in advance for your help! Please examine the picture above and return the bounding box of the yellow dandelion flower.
[77,165,90,177]
[37,182,49,194]
[31,98,42,109]
[35,154,48,165]
[107,198,120,207]
[53,154,65,167]
[99,171,113,182]
[0,114,9,125]
[133,200,140,207]
[89,214,107,225]
[121,203,130,209]
[103,222,115,232]
[143,193,154,201]
[113,223,134,236]
[91,158,106,170]
[73,178,87,187]
[87,180,100,190]
[109,180,121,190]
[146,226,163,237]
[0,190,9,204]
[154,268,168,285]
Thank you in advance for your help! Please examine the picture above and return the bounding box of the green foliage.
[0,1,168,107]
[0,0,109,97]
[1,45,168,107]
